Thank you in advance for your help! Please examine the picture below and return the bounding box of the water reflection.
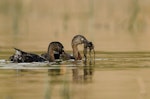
[47,59,95,84]
[44,60,94,99]
[47,63,67,76]
[72,60,94,83]
[1,52,150,99]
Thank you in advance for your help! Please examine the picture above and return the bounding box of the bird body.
[71,35,95,60]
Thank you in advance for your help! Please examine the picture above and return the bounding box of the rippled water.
[0,51,150,99]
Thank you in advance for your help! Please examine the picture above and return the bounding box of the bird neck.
[72,45,82,60]
[47,47,55,62]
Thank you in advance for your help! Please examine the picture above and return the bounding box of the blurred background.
[0,0,150,52]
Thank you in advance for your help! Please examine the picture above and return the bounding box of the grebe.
[72,35,95,60]
[42,41,75,61]
[10,48,46,63]
[44,41,64,62]
[10,42,74,63]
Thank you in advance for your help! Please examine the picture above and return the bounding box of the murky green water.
[0,51,150,99]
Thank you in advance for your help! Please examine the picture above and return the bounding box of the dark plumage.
[42,41,75,61]
[47,41,64,62]
[9,48,46,63]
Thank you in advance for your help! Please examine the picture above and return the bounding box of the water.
[0,52,150,99]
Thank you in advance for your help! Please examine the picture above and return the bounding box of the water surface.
[0,52,150,99]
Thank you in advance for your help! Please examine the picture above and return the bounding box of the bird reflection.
[47,65,66,76]
[47,60,94,83]
[48,69,62,76]
[72,60,94,83]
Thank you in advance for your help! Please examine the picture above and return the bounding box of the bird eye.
[81,38,84,41]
